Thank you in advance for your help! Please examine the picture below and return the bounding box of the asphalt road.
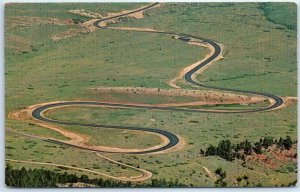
[31,3,284,154]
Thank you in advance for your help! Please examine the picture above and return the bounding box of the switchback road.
[29,2,283,155]
[6,2,287,182]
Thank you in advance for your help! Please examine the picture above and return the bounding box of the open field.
[122,3,297,96]
[5,2,297,187]
[5,28,207,112]
[6,132,146,180]
[45,104,297,147]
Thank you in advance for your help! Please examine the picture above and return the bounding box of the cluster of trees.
[252,136,294,154]
[200,139,249,161]
[200,136,296,161]
[6,164,187,187]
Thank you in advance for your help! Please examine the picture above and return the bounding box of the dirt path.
[201,166,217,182]
[6,129,153,181]
[9,102,183,154]
[6,155,152,182]
[95,153,152,180]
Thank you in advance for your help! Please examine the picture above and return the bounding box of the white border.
[0,0,299,191]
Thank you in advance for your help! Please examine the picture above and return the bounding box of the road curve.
[32,101,179,154]
[92,2,283,112]
[30,2,284,155]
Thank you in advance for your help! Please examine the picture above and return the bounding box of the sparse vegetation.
[6,163,187,187]
[236,174,250,187]
[214,167,227,187]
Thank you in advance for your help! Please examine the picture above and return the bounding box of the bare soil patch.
[246,144,297,169]
[282,96,297,106]
[51,27,90,42]
[89,86,266,106]
[109,26,158,32]
[68,9,104,19]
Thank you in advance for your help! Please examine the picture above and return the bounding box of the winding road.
[7,2,286,181]
[29,2,284,154]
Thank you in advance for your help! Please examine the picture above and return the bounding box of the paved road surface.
[31,3,284,154]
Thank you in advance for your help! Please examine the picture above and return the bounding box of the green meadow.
[5,2,297,187]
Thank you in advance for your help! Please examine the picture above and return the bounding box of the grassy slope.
[258,3,297,30]
[5,3,149,18]
[6,132,142,179]
[5,3,148,56]
[44,104,297,186]
[47,107,162,148]
[5,2,297,187]
[121,3,297,96]
[4,3,160,182]
[5,28,204,114]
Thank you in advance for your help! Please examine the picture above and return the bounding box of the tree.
[236,175,250,187]
[253,141,262,154]
[215,167,226,179]
[236,176,243,186]
[215,167,227,187]
[200,149,205,156]
[205,145,217,156]
[277,137,284,149]
[244,140,252,155]
[217,140,235,161]
[262,137,274,148]
[283,136,293,150]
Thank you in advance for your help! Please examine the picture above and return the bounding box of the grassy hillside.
[5,25,205,114]
[121,3,297,96]
[258,3,297,30]
[5,2,297,187]
[5,3,148,18]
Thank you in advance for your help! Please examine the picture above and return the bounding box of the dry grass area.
[5,16,74,31]
[282,97,297,106]
[51,27,89,42]
[89,86,266,106]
